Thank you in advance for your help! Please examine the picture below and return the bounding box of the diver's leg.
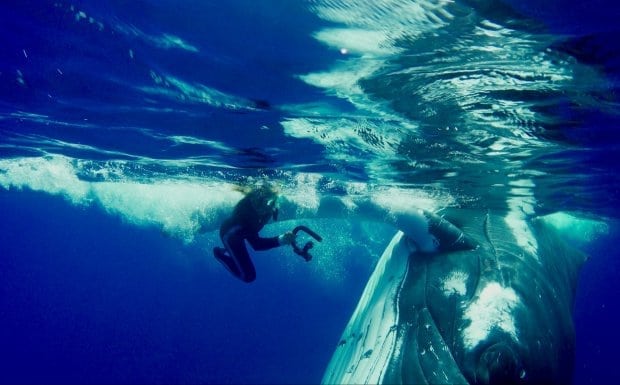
[221,228,257,283]
[213,247,241,278]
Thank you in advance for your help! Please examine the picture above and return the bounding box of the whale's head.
[322,209,586,385]
[415,212,584,385]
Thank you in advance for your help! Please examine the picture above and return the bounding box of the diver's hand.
[278,231,296,246]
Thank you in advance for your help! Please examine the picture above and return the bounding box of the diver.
[212,183,296,283]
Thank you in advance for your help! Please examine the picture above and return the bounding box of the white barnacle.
[462,282,520,350]
[441,270,468,296]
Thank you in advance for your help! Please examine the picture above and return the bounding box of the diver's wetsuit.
[214,194,279,283]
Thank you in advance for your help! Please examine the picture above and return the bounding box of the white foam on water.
[371,186,444,214]
[0,156,241,242]
[91,181,239,240]
[283,173,323,211]
[0,156,90,204]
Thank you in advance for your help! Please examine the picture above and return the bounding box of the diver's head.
[248,182,280,218]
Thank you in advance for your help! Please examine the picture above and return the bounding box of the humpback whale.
[321,208,586,385]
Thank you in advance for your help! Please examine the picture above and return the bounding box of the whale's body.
[321,209,585,385]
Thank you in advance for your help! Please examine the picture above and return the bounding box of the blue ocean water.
[1,1,619,384]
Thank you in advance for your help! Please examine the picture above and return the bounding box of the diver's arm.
[246,233,280,251]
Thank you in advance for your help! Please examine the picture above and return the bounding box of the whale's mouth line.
[464,341,522,385]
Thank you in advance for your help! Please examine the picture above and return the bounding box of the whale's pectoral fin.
[417,309,469,384]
